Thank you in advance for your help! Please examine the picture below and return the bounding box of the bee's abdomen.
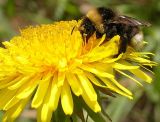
[105,23,139,41]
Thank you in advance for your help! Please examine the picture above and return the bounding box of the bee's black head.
[97,7,116,23]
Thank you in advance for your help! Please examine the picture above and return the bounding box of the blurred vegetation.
[0,0,159,122]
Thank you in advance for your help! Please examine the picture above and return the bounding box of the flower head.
[0,20,156,121]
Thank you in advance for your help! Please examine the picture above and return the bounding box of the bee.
[79,7,150,55]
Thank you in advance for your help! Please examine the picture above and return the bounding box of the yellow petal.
[66,73,82,96]
[8,75,32,90]
[61,81,73,115]
[113,63,139,70]
[100,77,133,99]
[81,90,101,112]
[116,69,143,86]
[140,65,154,74]
[0,75,19,89]
[83,35,120,62]
[80,64,114,79]
[0,89,17,109]
[97,34,106,46]
[105,35,120,45]
[90,62,113,73]
[77,73,97,101]
[37,104,52,122]
[3,96,19,110]
[129,69,152,83]
[2,96,30,122]
[16,74,41,99]
[101,53,123,63]
[110,78,132,96]
[37,82,53,122]
[85,72,106,88]
[32,73,52,108]
[49,74,61,111]
[130,56,155,66]
[57,71,65,87]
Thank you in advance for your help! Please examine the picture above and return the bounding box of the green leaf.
[52,103,66,122]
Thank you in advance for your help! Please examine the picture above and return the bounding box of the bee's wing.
[110,15,151,27]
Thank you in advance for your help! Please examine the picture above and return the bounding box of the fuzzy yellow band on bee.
[86,9,105,33]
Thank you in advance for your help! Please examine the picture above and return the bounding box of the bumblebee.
[79,7,150,55]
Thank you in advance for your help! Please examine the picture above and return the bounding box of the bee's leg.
[80,32,92,43]
[86,33,92,42]
[79,29,95,43]
[96,31,103,38]
[119,36,128,54]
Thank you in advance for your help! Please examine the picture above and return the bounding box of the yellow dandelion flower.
[0,20,156,122]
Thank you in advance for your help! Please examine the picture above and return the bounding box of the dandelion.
[0,20,156,122]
